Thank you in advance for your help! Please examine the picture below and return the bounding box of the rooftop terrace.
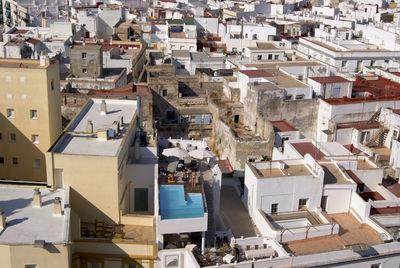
[284,213,383,255]
[251,162,312,179]
[0,187,68,245]
[53,99,137,156]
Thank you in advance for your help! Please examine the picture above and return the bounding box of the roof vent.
[87,120,93,133]
[33,188,42,207]
[0,208,6,229]
[53,197,62,215]
[100,100,107,115]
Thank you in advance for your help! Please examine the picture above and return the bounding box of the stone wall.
[245,83,319,139]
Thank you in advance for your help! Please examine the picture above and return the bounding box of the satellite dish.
[379,233,388,241]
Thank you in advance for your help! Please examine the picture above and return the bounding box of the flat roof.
[239,69,273,78]
[319,162,353,185]
[53,99,137,156]
[284,213,382,255]
[0,187,68,245]
[0,58,52,69]
[309,76,351,84]
[254,164,312,178]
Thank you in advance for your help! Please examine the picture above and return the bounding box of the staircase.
[204,180,216,248]
[366,127,389,147]
[368,108,381,124]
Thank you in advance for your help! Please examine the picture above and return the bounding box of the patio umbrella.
[188,148,216,160]
[162,147,190,159]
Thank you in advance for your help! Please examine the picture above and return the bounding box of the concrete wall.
[323,186,353,214]
[350,191,370,223]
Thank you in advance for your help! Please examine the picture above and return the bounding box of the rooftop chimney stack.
[87,120,93,133]
[0,208,6,229]
[53,197,62,215]
[33,188,42,207]
[100,100,107,115]
[137,95,142,129]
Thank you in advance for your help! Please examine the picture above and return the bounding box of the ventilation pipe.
[53,197,62,215]
[33,188,42,207]
[87,120,93,133]
[137,95,143,130]
[100,100,107,115]
[0,208,6,229]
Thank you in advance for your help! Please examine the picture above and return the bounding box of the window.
[393,130,398,139]
[257,55,262,61]
[234,114,240,123]
[12,157,18,166]
[274,55,279,60]
[34,159,40,168]
[10,133,16,143]
[162,89,167,97]
[341,61,347,68]
[7,109,15,118]
[81,52,87,59]
[370,264,381,268]
[268,54,272,60]
[0,157,4,165]
[0,133,2,141]
[32,135,39,144]
[82,68,87,74]
[25,265,37,268]
[370,60,376,66]
[298,198,308,210]
[271,203,278,213]
[30,110,38,119]
[252,34,257,40]
[285,95,292,100]
[51,80,54,90]
[295,94,305,100]
[245,33,248,38]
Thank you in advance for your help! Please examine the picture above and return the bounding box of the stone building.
[70,44,102,78]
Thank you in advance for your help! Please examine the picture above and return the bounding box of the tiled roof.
[271,120,297,132]
[291,142,326,160]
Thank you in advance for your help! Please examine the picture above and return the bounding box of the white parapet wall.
[157,214,208,235]
[253,209,339,243]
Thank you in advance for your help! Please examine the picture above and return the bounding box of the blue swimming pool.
[159,185,204,220]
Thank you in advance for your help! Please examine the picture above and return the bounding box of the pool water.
[159,185,204,220]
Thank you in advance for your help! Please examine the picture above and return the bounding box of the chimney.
[33,188,42,207]
[0,208,6,229]
[53,197,62,215]
[100,100,107,115]
[137,95,143,129]
[87,120,93,133]
[39,51,48,67]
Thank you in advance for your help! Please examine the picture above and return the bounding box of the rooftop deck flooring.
[284,213,382,255]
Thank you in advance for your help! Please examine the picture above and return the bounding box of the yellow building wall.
[0,244,70,268]
[49,153,121,223]
[0,59,62,182]
[73,241,156,268]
